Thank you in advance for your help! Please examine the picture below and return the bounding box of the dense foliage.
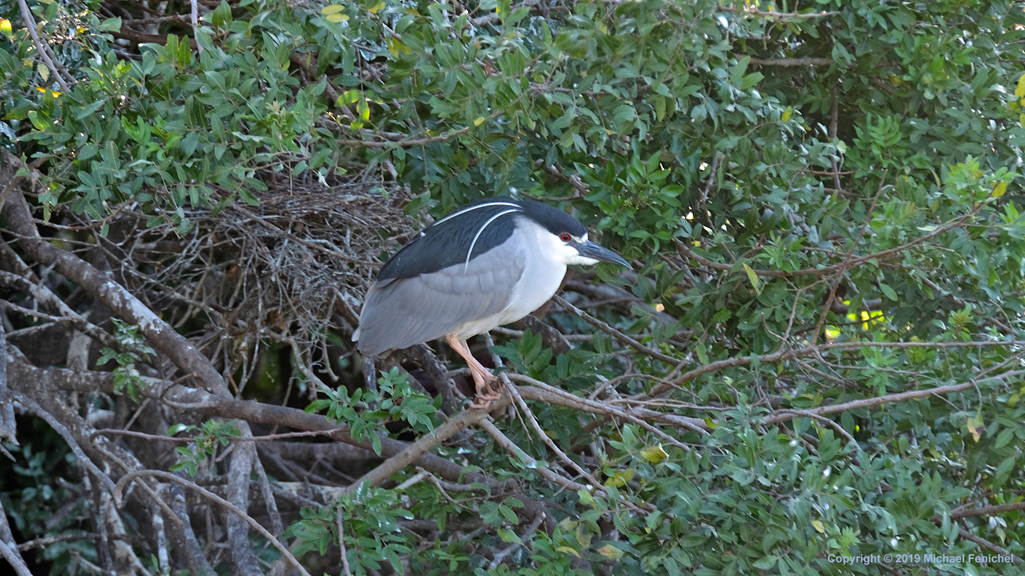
[2,0,1025,574]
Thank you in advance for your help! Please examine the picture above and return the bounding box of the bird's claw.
[472,375,503,409]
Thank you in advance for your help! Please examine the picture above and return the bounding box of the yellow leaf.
[555,546,580,558]
[0,18,12,37]
[473,116,486,127]
[639,444,668,463]
[1016,73,1025,98]
[368,1,386,14]
[37,64,49,81]
[597,544,624,560]
[326,13,349,22]
[992,181,1008,198]
[742,263,761,295]
[337,89,361,106]
[604,468,634,488]
[966,413,984,442]
[575,523,592,547]
[781,106,792,122]
[812,520,826,534]
[321,4,344,14]
[386,36,411,56]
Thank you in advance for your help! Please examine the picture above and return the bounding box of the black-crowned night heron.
[353,197,629,405]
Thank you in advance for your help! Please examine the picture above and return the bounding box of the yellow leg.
[446,334,502,406]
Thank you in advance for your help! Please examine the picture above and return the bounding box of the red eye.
[559,233,572,242]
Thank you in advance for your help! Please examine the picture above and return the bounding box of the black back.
[378,197,586,280]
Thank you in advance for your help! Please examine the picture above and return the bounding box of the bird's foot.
[471,373,503,410]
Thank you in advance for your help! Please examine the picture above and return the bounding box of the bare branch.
[950,502,1025,520]
[0,499,33,576]
[113,470,313,576]
[14,0,72,91]
[0,318,14,444]
[746,57,834,67]
[478,418,585,493]
[719,6,839,19]
[644,339,1013,399]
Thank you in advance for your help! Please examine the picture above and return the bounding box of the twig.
[949,524,1021,563]
[674,206,978,280]
[13,392,117,494]
[811,177,888,345]
[337,507,353,576]
[337,109,505,148]
[470,0,542,26]
[14,0,72,92]
[506,385,595,482]
[829,84,842,192]
[0,271,117,348]
[0,498,32,576]
[113,470,313,576]
[719,6,839,19]
[511,375,707,438]
[644,339,1013,399]
[488,510,545,569]
[477,418,585,493]
[746,57,833,67]
[950,502,1025,520]
[552,295,679,364]
[768,409,856,446]
[484,332,608,496]
[763,380,978,425]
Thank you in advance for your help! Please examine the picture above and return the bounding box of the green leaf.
[993,456,1016,487]
[497,528,521,544]
[879,283,898,301]
[742,263,761,295]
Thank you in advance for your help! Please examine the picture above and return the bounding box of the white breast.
[452,218,569,339]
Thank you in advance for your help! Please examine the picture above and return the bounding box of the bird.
[353,196,629,406]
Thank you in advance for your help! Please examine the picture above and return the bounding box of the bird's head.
[519,200,630,268]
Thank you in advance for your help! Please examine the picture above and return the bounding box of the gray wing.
[354,237,526,355]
